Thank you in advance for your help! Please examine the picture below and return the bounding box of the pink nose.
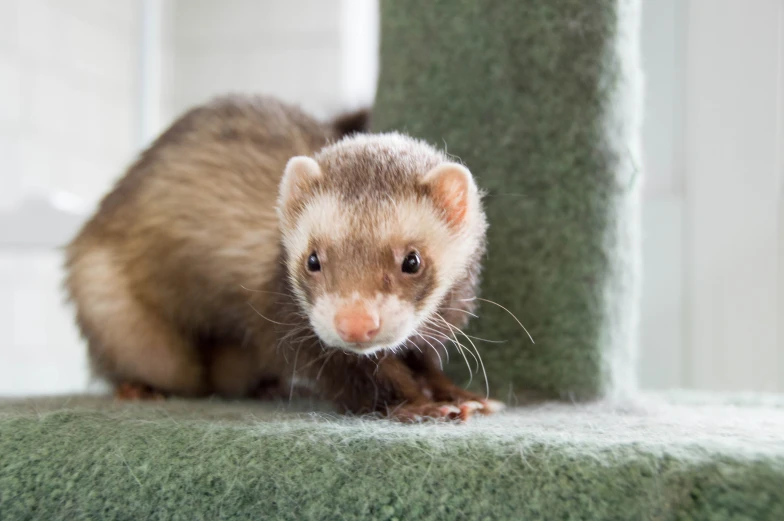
[334,305,380,343]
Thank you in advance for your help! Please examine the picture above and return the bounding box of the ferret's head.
[276,133,487,355]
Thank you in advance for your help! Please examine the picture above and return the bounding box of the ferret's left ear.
[279,156,322,208]
[421,163,477,228]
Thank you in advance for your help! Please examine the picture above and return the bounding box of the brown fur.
[64,94,491,420]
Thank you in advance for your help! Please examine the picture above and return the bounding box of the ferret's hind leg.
[208,341,314,399]
[207,343,263,398]
[114,382,166,401]
[67,247,205,397]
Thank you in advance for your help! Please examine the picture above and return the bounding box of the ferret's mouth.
[330,339,403,356]
[340,342,389,355]
[310,321,403,355]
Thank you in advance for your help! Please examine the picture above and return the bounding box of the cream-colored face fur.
[276,141,486,355]
[310,292,416,355]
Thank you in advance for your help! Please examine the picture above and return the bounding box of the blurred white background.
[0,0,781,396]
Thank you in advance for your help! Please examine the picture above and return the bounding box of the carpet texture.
[1,395,783,521]
[372,0,643,401]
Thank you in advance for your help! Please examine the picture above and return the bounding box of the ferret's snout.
[334,304,380,343]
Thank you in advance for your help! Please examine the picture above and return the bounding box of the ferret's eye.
[401,251,421,274]
[307,252,321,272]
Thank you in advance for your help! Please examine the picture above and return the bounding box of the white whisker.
[316,347,337,381]
[433,314,475,385]
[288,344,302,403]
[440,307,479,319]
[239,285,293,299]
[419,322,452,363]
[462,297,535,344]
[248,303,301,327]
[438,313,489,399]
[413,331,443,369]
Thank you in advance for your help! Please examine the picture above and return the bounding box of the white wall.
[637,0,687,389]
[0,0,142,396]
[683,0,783,392]
[0,0,140,208]
[162,0,377,126]
[639,0,784,392]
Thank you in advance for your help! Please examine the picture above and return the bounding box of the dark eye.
[401,251,421,274]
[307,252,321,272]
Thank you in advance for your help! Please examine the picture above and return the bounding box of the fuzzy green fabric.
[1,395,783,520]
[372,0,642,400]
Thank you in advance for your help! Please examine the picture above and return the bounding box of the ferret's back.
[66,95,335,328]
[84,95,334,236]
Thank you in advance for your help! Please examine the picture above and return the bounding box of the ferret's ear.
[279,156,322,207]
[421,162,477,228]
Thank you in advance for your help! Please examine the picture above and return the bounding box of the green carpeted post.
[372,0,643,400]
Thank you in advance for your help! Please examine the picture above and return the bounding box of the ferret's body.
[65,95,497,420]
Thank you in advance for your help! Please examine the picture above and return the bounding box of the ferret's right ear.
[279,156,322,207]
[421,162,478,228]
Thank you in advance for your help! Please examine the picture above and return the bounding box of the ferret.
[64,94,501,422]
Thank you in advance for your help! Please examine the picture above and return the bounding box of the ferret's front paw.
[477,398,506,414]
[452,399,505,421]
[428,385,506,417]
[386,402,463,423]
[386,399,503,423]
[385,398,506,423]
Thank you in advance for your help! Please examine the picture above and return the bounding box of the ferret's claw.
[387,397,505,424]
[388,402,463,423]
[459,400,483,421]
[478,398,506,414]
[438,404,462,416]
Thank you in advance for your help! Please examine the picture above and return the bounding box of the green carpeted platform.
[1,395,783,520]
